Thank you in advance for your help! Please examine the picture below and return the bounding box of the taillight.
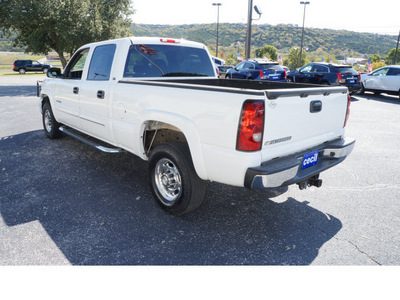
[259,70,264,79]
[284,69,287,79]
[337,73,342,83]
[344,93,351,127]
[358,72,361,82]
[237,100,265,151]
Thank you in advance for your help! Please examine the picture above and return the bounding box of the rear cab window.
[123,44,215,78]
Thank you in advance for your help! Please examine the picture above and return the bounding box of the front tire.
[42,102,62,139]
[148,142,207,215]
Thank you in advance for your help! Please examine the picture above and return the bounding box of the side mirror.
[47,67,62,78]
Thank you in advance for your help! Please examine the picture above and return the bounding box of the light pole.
[245,1,262,60]
[393,30,400,65]
[299,1,310,68]
[213,3,222,57]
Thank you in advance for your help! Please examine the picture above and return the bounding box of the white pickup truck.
[39,37,355,215]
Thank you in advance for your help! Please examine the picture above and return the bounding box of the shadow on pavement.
[0,85,37,97]
[0,130,342,265]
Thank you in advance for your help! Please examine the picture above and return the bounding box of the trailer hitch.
[297,174,322,190]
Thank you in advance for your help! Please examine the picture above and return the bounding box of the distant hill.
[131,23,397,56]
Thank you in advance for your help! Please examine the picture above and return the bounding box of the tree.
[385,48,400,65]
[369,54,381,63]
[255,45,278,61]
[283,47,307,70]
[0,0,133,67]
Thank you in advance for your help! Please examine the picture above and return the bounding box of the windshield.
[123,44,215,78]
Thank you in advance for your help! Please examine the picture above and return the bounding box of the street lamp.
[245,0,262,60]
[299,1,310,68]
[213,3,222,57]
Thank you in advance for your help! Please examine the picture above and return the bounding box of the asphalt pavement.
[1,75,400,266]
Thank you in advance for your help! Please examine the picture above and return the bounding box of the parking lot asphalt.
[0,75,400,266]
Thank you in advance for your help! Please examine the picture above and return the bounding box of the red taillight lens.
[284,69,287,79]
[259,70,264,79]
[237,100,265,151]
[337,73,342,83]
[344,93,351,127]
[358,72,361,82]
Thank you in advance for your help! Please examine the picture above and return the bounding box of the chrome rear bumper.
[244,137,355,189]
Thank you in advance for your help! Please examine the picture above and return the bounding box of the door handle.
[310,100,322,113]
[97,90,105,99]
[73,87,79,94]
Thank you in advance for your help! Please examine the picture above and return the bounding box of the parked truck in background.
[38,37,355,215]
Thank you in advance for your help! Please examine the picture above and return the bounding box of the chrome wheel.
[154,158,182,205]
[44,109,52,132]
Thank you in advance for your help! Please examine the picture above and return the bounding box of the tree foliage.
[0,0,133,67]
[385,48,400,65]
[255,45,278,61]
[283,47,307,70]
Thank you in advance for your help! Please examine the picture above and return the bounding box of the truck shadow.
[0,131,342,265]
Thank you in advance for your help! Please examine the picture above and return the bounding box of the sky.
[131,0,399,36]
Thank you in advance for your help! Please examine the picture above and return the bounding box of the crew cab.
[39,37,355,215]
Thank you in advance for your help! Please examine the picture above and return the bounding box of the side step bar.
[59,126,123,153]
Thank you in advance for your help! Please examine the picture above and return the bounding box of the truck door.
[79,44,116,141]
[54,48,89,128]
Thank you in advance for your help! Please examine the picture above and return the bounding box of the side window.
[64,48,89,79]
[32,61,40,66]
[387,68,400,76]
[248,63,255,70]
[312,65,328,72]
[373,68,389,76]
[300,64,312,72]
[235,62,245,70]
[87,44,116,81]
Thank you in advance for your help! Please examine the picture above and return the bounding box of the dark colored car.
[13,59,52,75]
[287,62,361,94]
[225,59,287,82]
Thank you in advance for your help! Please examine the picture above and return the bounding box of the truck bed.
[119,78,348,99]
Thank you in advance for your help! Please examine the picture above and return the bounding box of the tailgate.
[261,86,348,162]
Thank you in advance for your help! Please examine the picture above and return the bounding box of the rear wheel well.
[143,121,188,155]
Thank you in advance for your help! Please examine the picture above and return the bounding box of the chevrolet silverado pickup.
[38,37,355,215]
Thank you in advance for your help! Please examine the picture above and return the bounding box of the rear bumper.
[244,137,355,189]
[343,83,361,93]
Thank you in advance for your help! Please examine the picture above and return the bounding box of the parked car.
[360,65,400,99]
[225,59,287,82]
[217,65,233,78]
[13,59,52,75]
[287,62,361,94]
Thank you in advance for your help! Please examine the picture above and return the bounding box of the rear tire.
[42,102,62,139]
[148,142,207,215]
[19,68,26,74]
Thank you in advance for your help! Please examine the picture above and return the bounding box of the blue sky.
[132,0,399,35]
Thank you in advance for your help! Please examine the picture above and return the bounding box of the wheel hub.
[154,158,182,205]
